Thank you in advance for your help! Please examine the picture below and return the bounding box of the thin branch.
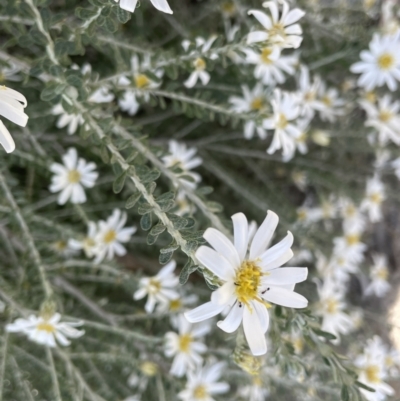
[46,347,63,401]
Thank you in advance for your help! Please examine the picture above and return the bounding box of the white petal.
[150,0,173,14]
[217,302,243,333]
[232,213,249,263]
[195,246,235,281]
[247,31,269,44]
[248,10,272,29]
[259,231,294,270]
[184,302,225,323]
[203,228,240,269]
[0,120,15,153]
[262,287,308,308]
[243,307,267,356]
[263,267,308,285]
[253,301,270,333]
[119,0,138,12]
[211,281,236,306]
[249,210,279,259]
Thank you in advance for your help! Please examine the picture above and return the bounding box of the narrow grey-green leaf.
[113,170,127,194]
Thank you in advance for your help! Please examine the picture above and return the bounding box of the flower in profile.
[360,175,385,222]
[115,0,172,14]
[178,361,229,401]
[350,33,400,91]
[134,260,180,313]
[244,46,297,86]
[247,1,305,49]
[317,81,345,122]
[162,140,202,187]
[164,314,210,377]
[52,104,84,135]
[49,148,98,205]
[94,209,136,263]
[229,84,267,140]
[184,58,210,88]
[6,313,84,347]
[365,255,391,297]
[185,210,308,356]
[0,85,28,153]
[263,89,302,159]
[68,221,99,259]
[297,66,324,120]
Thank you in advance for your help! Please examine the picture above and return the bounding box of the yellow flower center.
[269,23,286,40]
[135,74,151,89]
[54,240,67,251]
[326,298,338,314]
[193,384,208,400]
[68,170,81,184]
[322,95,332,107]
[276,113,288,129]
[148,278,161,294]
[221,2,235,15]
[194,58,206,71]
[140,361,158,376]
[365,365,380,384]
[297,132,307,143]
[178,334,193,353]
[297,209,307,221]
[364,91,376,103]
[235,261,269,309]
[345,234,360,246]
[344,204,356,218]
[83,237,95,249]
[379,110,392,122]
[251,97,264,111]
[252,375,262,386]
[385,356,394,367]
[377,53,395,70]
[169,298,182,311]
[369,192,382,204]
[103,230,117,244]
[260,47,273,64]
[293,337,304,353]
[304,91,316,102]
[37,322,56,333]
[376,267,388,281]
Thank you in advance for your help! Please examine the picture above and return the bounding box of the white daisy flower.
[263,89,302,159]
[360,175,385,223]
[244,46,297,86]
[247,1,305,49]
[52,103,84,135]
[162,140,202,188]
[283,118,310,161]
[119,90,140,116]
[350,33,400,91]
[315,278,355,343]
[134,260,180,313]
[229,84,268,140]
[332,228,366,266]
[68,221,99,259]
[184,58,211,89]
[360,94,400,145]
[49,148,98,205]
[185,210,308,356]
[297,66,324,120]
[6,313,84,347]
[338,198,366,233]
[94,209,136,263]
[317,81,345,123]
[115,0,172,14]
[355,337,395,401]
[164,314,209,377]
[238,376,269,401]
[178,361,229,401]
[0,85,28,153]
[365,254,391,298]
[88,86,115,103]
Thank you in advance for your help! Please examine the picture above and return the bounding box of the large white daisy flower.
[0,85,28,153]
[6,313,84,347]
[247,1,305,49]
[350,33,400,91]
[185,210,308,356]
[115,0,172,14]
[134,260,180,313]
[49,148,98,205]
[94,209,136,263]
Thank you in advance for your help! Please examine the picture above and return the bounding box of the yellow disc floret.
[103,229,117,244]
[365,365,380,384]
[68,169,81,184]
[377,53,395,70]
[178,334,193,353]
[37,321,56,333]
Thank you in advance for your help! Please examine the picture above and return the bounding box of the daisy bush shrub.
[1,0,400,400]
